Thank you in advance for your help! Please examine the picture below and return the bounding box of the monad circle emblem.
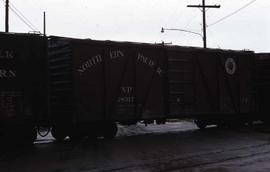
[225,58,236,75]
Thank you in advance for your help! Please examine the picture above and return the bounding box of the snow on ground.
[117,121,198,137]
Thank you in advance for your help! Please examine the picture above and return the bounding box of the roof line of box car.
[0,32,270,143]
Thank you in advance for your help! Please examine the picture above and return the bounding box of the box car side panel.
[255,53,270,116]
[217,52,240,114]
[27,36,48,125]
[0,33,47,127]
[73,41,167,122]
[134,45,166,119]
[194,50,254,118]
[235,52,254,114]
[104,43,137,121]
[217,51,254,115]
[193,51,219,116]
[72,40,105,122]
[0,34,23,122]
[167,48,196,117]
[48,37,73,127]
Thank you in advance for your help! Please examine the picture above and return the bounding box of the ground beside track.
[1,121,270,172]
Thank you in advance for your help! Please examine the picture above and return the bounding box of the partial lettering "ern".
[110,50,124,59]
[0,69,16,78]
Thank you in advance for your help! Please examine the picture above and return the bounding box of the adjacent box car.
[0,32,47,143]
[166,46,255,127]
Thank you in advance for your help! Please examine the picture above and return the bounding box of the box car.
[166,46,255,127]
[48,37,167,139]
[48,37,256,140]
[254,53,270,118]
[0,32,47,143]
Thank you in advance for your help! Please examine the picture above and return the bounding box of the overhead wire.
[171,1,202,46]
[9,1,39,31]
[9,7,36,31]
[208,0,258,27]
[164,1,184,28]
[1,0,40,32]
[207,29,221,48]
[159,0,184,44]
[183,4,205,47]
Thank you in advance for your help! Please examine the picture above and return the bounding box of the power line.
[1,0,39,32]
[208,0,258,27]
[9,1,39,31]
[9,6,36,31]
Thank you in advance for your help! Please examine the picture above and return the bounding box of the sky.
[0,0,269,52]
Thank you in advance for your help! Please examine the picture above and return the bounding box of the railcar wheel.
[103,122,118,139]
[194,120,207,130]
[51,127,67,141]
[37,126,51,137]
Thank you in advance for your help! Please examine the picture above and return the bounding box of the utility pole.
[187,0,220,48]
[5,0,9,32]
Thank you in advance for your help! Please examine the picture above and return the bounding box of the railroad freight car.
[48,36,257,140]
[254,53,270,119]
[0,32,47,144]
[48,37,167,140]
[166,46,256,128]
